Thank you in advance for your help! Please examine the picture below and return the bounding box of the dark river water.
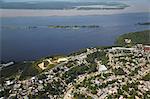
[1,12,150,62]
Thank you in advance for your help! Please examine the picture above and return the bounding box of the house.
[144,45,150,52]
[5,80,14,86]
[97,61,107,72]
[98,64,107,72]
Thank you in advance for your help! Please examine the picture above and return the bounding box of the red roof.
[144,46,150,52]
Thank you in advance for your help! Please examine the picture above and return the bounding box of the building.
[124,39,132,44]
[144,45,150,52]
[98,65,107,72]
[1,62,14,67]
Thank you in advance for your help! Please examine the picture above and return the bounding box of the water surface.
[1,12,150,62]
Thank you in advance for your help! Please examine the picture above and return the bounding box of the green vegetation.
[142,73,150,81]
[3,25,100,30]
[116,30,150,46]
[0,62,42,81]
[37,73,47,80]
[122,81,139,91]
[1,27,150,99]
[62,64,97,84]
[103,72,113,78]
[77,73,116,95]
[144,91,150,99]
[0,54,65,81]
[48,25,100,29]
[113,67,126,75]
[0,88,10,98]
[73,93,92,99]
[106,81,140,99]
[19,64,42,80]
[29,79,66,98]
[43,80,65,95]
[86,51,108,65]
[129,66,141,76]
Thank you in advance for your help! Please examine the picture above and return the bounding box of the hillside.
[116,30,150,46]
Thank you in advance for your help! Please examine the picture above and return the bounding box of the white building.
[2,62,14,67]
[98,65,107,72]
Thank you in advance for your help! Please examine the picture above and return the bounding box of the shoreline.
[1,0,149,18]
[1,30,150,63]
[1,8,149,17]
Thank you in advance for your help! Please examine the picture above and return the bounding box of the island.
[2,25,101,30]
[1,1,129,10]
[137,22,150,25]
[48,25,100,29]
[0,30,150,99]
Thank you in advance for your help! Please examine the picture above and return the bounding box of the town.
[1,0,150,98]
[0,40,150,99]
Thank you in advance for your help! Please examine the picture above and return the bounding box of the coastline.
[1,7,149,18]
[1,13,149,62]
[1,0,149,18]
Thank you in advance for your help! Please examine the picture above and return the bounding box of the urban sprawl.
[1,40,150,99]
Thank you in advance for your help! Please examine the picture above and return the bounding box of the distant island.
[0,1,129,10]
[137,22,150,25]
[2,25,101,30]
[48,25,100,29]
